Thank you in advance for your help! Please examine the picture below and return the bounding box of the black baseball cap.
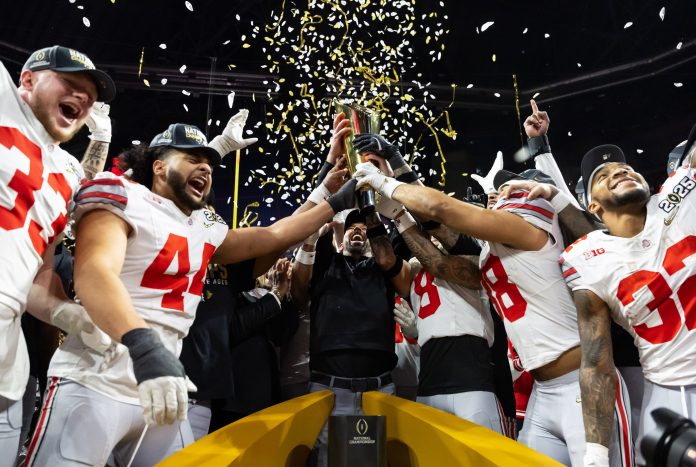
[344,209,366,228]
[493,168,555,191]
[150,123,222,166]
[579,144,626,206]
[23,45,116,102]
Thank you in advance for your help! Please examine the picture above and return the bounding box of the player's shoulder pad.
[495,189,555,224]
[74,171,128,212]
[203,209,227,226]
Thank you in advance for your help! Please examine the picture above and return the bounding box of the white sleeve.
[534,151,581,209]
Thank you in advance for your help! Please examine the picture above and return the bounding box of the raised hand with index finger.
[524,99,550,138]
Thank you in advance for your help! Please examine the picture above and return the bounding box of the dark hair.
[117,144,173,187]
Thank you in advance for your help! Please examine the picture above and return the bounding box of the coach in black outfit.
[292,208,411,466]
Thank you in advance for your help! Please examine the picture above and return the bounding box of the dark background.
[2,0,695,225]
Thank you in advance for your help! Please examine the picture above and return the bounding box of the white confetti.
[676,41,683,50]
[185,1,193,12]
[624,22,633,29]
[577,62,582,67]
[532,92,540,98]
[659,7,665,21]
[77,5,83,9]
[159,43,167,49]
[544,33,550,38]
[132,140,141,145]
[494,92,501,98]
[466,83,474,89]
[227,91,235,109]
[567,131,572,137]
[522,27,528,34]
[480,21,494,32]
[183,104,189,112]
[636,149,644,154]
[179,64,187,73]
[160,78,167,85]
[264,198,274,204]
[182,90,191,96]
[223,40,230,45]
[674,82,683,87]
[82,17,90,27]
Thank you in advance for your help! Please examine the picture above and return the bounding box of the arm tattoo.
[366,213,397,270]
[81,140,110,181]
[575,290,616,447]
[402,226,481,289]
[429,224,460,250]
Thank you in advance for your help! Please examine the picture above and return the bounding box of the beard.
[168,169,206,212]
[606,185,650,209]
[28,94,82,143]
[344,239,366,255]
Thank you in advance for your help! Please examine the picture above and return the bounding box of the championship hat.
[150,123,221,166]
[23,45,116,102]
[579,144,626,206]
[493,168,556,192]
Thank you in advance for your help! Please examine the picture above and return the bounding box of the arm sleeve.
[534,152,581,209]
[496,190,555,234]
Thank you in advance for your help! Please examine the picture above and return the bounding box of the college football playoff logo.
[355,418,369,436]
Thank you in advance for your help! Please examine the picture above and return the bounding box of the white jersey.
[561,163,696,386]
[409,260,494,348]
[49,172,228,403]
[0,61,84,400]
[480,190,579,371]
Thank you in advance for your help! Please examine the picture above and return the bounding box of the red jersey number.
[481,254,528,322]
[0,127,72,256]
[413,270,441,319]
[141,233,216,312]
[617,236,696,344]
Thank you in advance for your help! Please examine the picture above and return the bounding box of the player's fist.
[523,99,550,138]
[121,328,189,425]
[86,102,112,142]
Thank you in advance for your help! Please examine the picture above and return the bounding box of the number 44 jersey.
[480,191,579,372]
[49,171,228,404]
[561,163,696,386]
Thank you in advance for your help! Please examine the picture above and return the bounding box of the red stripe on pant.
[614,372,634,467]
[24,376,60,466]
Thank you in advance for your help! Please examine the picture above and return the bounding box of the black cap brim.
[580,144,626,204]
[344,209,366,228]
[493,170,523,191]
[53,66,116,103]
[171,145,222,166]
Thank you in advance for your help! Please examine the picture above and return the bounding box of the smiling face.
[153,149,214,214]
[19,69,97,143]
[342,222,368,255]
[588,162,650,217]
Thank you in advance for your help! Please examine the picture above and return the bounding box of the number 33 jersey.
[0,61,84,315]
[49,171,228,403]
[561,163,696,386]
[480,191,579,372]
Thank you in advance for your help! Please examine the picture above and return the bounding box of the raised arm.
[400,222,481,290]
[365,212,411,298]
[81,103,111,180]
[574,289,617,465]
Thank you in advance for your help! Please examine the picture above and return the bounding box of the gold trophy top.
[333,100,381,174]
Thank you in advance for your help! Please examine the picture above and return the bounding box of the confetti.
[182,90,191,96]
[636,149,644,154]
[223,40,230,45]
[77,5,84,9]
[532,92,540,98]
[659,7,665,21]
[624,22,633,29]
[577,62,582,67]
[674,82,683,87]
[183,104,189,112]
[494,92,501,97]
[676,41,683,50]
[137,47,144,77]
[132,140,141,145]
[522,27,528,34]
[184,1,193,12]
[492,54,496,62]
[227,91,235,109]
[466,83,474,89]
[544,33,550,38]
[567,131,572,136]
[159,43,167,49]
[480,21,494,32]
[179,65,187,73]
[143,79,150,87]
[82,17,90,27]
[161,78,167,85]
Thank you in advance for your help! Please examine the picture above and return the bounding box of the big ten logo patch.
[583,248,606,260]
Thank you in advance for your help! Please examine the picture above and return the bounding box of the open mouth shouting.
[58,101,82,126]
[187,175,208,199]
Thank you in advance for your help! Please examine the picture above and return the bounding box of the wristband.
[583,443,609,467]
[527,135,551,158]
[377,176,405,199]
[420,220,441,231]
[394,212,416,233]
[550,191,572,213]
[308,183,331,205]
[384,259,404,279]
[295,248,316,265]
[316,161,334,185]
[367,224,388,239]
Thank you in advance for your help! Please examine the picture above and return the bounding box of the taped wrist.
[550,191,572,213]
[394,212,416,233]
[316,161,335,185]
[122,328,185,384]
[295,248,316,265]
[367,224,388,239]
[527,135,551,158]
[308,183,331,205]
[384,259,404,279]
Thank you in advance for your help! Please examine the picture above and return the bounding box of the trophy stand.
[334,101,381,214]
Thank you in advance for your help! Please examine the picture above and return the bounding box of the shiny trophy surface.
[334,100,381,213]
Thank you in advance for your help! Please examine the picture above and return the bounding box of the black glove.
[122,328,185,383]
[315,161,334,186]
[326,178,357,213]
[353,133,418,183]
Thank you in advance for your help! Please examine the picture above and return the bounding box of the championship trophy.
[333,100,381,212]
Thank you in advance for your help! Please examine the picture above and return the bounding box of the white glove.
[354,162,403,198]
[471,150,504,194]
[50,302,113,353]
[85,102,112,143]
[138,376,197,426]
[208,109,259,157]
[376,194,405,219]
[394,300,418,339]
[583,443,610,467]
